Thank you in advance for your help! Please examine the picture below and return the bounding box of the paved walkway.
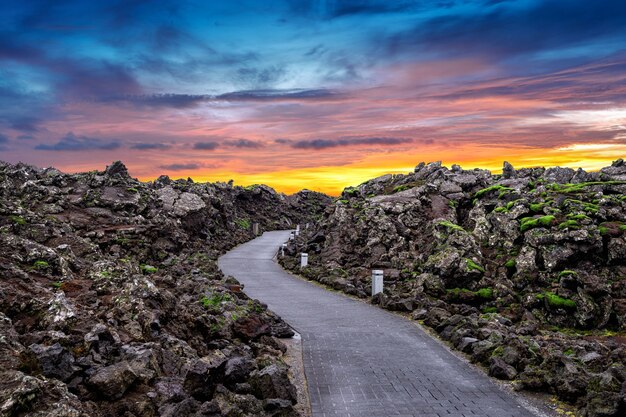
[218,231,538,417]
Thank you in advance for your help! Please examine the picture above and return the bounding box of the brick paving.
[219,231,538,417]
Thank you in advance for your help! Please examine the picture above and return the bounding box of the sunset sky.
[1,0,626,195]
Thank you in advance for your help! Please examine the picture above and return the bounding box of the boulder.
[233,315,271,341]
[183,351,227,400]
[104,161,129,178]
[87,361,137,400]
[489,357,518,380]
[502,161,516,179]
[250,364,297,404]
[28,343,75,382]
[225,356,256,383]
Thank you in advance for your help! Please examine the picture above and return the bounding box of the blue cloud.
[193,141,219,151]
[35,132,121,151]
[224,139,264,148]
[281,136,413,149]
[215,88,344,101]
[159,163,202,171]
[130,142,172,150]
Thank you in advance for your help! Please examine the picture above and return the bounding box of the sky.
[1,0,626,195]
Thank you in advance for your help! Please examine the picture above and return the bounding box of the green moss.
[482,306,497,314]
[476,287,494,299]
[599,226,610,235]
[493,206,508,213]
[544,291,576,309]
[530,203,545,212]
[243,184,260,191]
[465,258,485,273]
[235,218,251,229]
[392,184,410,193]
[554,180,626,194]
[558,270,577,278]
[558,220,579,230]
[520,215,555,232]
[51,281,63,289]
[537,215,556,226]
[140,264,158,274]
[126,187,138,193]
[114,237,131,246]
[491,346,504,357]
[474,184,514,199]
[338,199,349,204]
[566,213,590,221]
[563,348,575,356]
[562,199,599,215]
[447,200,458,208]
[344,187,359,196]
[10,215,26,225]
[505,258,516,269]
[200,293,232,308]
[33,260,49,269]
[437,220,465,232]
[583,203,599,214]
[506,200,521,210]
[446,288,474,299]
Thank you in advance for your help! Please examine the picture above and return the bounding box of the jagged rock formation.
[0,161,330,417]
[281,160,626,417]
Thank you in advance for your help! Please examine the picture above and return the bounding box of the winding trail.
[218,231,538,417]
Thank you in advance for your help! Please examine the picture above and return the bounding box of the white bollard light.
[372,270,384,296]
[289,231,295,240]
[296,224,300,232]
[300,253,308,268]
[281,244,286,257]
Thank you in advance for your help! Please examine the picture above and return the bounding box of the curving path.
[219,231,539,417]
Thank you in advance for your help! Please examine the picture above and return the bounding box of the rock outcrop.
[0,161,331,417]
[281,160,626,417]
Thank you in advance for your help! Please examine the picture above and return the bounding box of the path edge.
[282,331,312,417]
[272,246,560,417]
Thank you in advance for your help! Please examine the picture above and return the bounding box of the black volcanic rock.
[104,160,129,177]
[0,160,331,417]
[280,160,626,417]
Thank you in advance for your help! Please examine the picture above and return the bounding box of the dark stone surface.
[220,231,538,417]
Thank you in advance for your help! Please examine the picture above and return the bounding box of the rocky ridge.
[280,160,626,417]
[0,160,331,417]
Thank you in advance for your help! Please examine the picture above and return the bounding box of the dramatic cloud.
[9,117,41,133]
[224,139,264,148]
[214,89,344,102]
[192,139,264,150]
[284,137,413,150]
[101,89,344,109]
[130,143,172,150]
[159,163,202,171]
[383,0,626,64]
[2,0,626,193]
[105,94,210,108]
[35,132,121,151]
[193,142,219,151]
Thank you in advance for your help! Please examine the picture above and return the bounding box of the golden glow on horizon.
[134,143,626,196]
